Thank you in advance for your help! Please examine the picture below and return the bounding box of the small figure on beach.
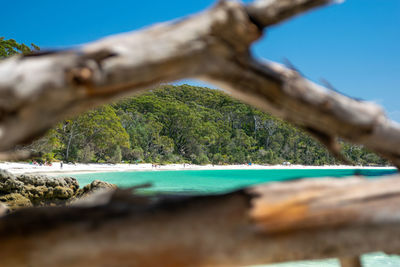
[60,161,63,169]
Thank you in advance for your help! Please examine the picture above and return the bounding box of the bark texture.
[0,0,399,166]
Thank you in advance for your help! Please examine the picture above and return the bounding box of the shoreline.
[0,162,396,176]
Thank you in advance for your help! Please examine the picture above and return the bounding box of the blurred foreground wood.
[1,174,400,267]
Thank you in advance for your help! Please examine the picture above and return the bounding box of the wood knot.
[67,67,94,87]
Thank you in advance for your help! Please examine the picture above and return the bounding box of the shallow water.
[71,168,399,266]
[72,168,397,194]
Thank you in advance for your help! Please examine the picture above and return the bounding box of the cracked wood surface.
[1,175,400,267]
[0,0,399,166]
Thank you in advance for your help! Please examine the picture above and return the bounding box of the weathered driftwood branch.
[0,0,399,166]
[1,1,399,266]
[246,0,333,27]
[1,175,400,267]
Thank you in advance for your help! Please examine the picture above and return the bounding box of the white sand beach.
[0,162,395,176]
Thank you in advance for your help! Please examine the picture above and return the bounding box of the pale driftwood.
[1,175,400,267]
[0,0,399,166]
[246,0,333,27]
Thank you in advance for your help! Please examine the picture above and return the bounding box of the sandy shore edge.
[0,162,395,176]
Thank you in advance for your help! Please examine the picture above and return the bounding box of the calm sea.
[72,168,397,194]
[72,168,399,267]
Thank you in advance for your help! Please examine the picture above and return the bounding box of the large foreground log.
[1,174,400,267]
[0,0,399,166]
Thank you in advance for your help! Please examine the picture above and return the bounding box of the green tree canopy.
[28,85,388,166]
[0,37,40,59]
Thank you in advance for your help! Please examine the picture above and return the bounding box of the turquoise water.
[253,252,400,267]
[71,168,399,266]
[72,168,397,194]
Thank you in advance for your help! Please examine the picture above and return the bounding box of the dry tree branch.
[0,0,399,166]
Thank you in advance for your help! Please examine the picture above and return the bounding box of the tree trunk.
[65,125,74,162]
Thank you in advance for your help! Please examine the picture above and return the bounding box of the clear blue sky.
[2,0,399,121]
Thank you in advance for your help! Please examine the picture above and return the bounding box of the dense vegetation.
[0,38,388,166]
[28,85,388,166]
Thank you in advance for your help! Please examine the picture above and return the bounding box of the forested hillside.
[0,38,388,166]
[28,85,387,166]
